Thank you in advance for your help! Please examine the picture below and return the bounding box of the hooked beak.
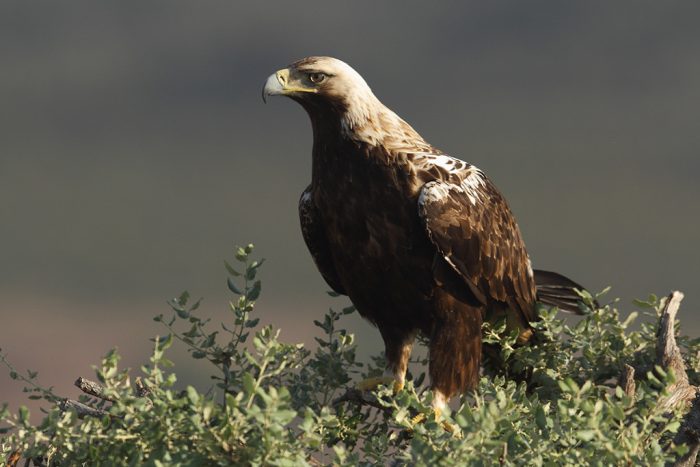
[262,68,318,103]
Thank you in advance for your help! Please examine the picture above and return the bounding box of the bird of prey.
[263,56,590,421]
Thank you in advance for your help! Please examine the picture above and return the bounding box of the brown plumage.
[263,57,591,408]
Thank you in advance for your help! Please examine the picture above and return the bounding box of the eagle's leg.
[429,308,482,396]
[411,306,482,435]
[357,329,416,394]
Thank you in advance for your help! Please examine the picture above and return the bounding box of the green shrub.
[0,245,695,466]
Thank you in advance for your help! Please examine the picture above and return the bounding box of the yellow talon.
[410,412,427,425]
[440,420,462,438]
[409,408,462,437]
[392,380,405,394]
[356,376,395,391]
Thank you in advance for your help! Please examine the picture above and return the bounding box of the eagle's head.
[262,56,372,109]
[263,56,426,148]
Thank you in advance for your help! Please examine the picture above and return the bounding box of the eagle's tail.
[533,269,598,314]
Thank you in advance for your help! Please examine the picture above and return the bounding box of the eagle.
[263,56,590,419]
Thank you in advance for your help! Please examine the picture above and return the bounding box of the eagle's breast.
[310,142,438,326]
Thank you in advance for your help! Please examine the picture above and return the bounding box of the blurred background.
[1,1,698,416]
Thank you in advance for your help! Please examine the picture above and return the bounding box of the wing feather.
[299,186,346,295]
[417,169,537,327]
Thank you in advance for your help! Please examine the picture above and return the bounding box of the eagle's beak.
[262,69,287,103]
[262,68,318,103]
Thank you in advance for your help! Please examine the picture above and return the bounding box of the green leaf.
[201,332,218,348]
[177,290,190,305]
[227,278,242,295]
[610,404,625,422]
[248,281,262,301]
[186,386,199,405]
[249,259,265,269]
[160,334,174,351]
[242,372,255,394]
[535,406,548,431]
[615,386,624,399]
[18,406,29,424]
[665,420,681,433]
[576,429,596,441]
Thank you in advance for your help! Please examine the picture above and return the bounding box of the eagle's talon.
[409,409,461,437]
[356,376,395,392]
[440,420,463,438]
[410,412,427,425]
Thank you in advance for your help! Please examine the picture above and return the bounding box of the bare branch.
[674,393,700,467]
[657,291,689,388]
[4,450,21,467]
[134,377,151,398]
[651,291,698,413]
[74,377,115,402]
[58,399,109,419]
[619,364,636,399]
[645,291,700,466]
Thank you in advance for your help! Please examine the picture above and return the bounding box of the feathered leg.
[429,305,482,398]
[414,303,482,434]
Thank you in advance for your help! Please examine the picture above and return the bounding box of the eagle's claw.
[409,410,462,438]
[356,376,403,393]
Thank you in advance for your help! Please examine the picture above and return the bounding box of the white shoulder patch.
[423,153,467,174]
[459,167,486,205]
[430,155,458,171]
[418,180,451,207]
[418,164,487,207]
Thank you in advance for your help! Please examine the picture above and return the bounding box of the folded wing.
[417,167,538,329]
[299,186,346,295]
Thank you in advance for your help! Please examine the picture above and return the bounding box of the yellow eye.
[308,72,327,84]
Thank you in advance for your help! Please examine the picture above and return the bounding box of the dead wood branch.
[636,291,700,467]
[58,399,109,419]
[74,377,115,402]
[619,364,636,399]
[674,393,700,467]
[658,293,691,386]
[4,450,20,467]
[619,291,700,466]
[134,377,151,398]
[62,375,153,421]
[654,292,698,412]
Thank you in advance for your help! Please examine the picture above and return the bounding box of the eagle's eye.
[308,72,327,84]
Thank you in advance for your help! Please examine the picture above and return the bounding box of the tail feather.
[533,269,598,314]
